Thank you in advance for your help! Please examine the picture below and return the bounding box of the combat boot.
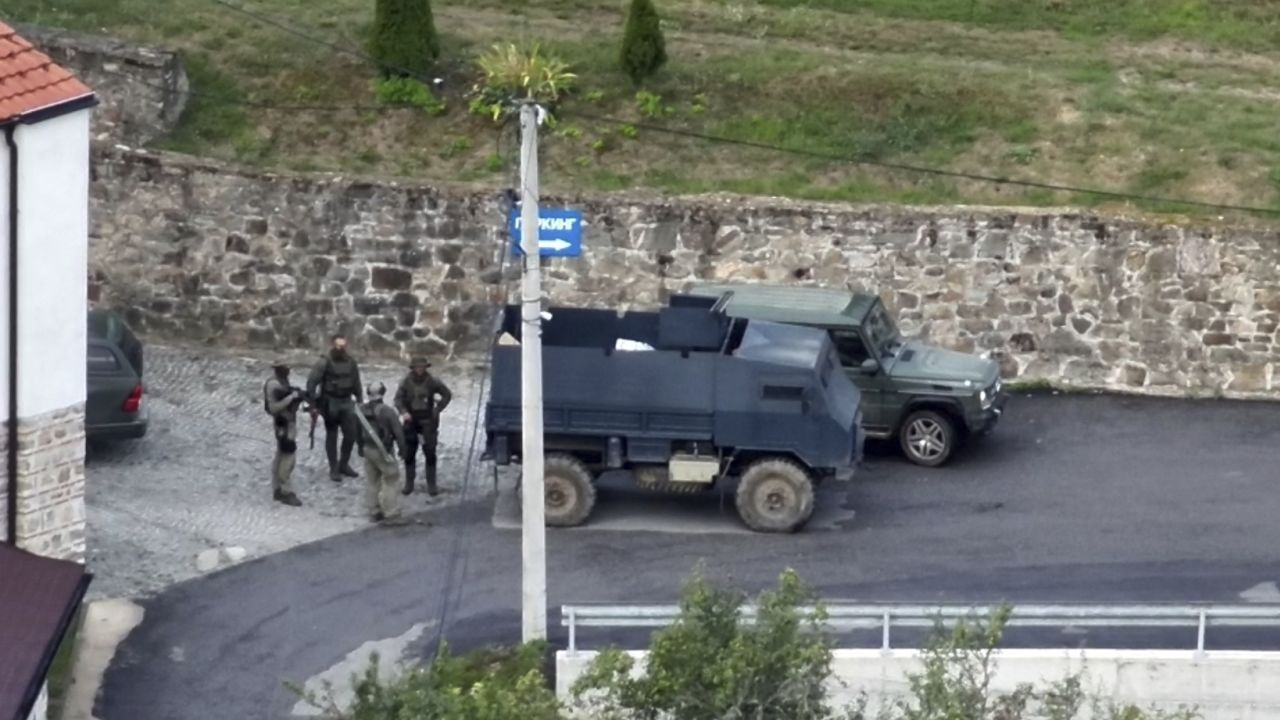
[274,490,302,507]
[402,465,415,496]
[425,466,439,497]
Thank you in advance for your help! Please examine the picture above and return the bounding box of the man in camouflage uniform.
[263,359,303,507]
[393,355,452,496]
[355,381,407,524]
[306,333,363,482]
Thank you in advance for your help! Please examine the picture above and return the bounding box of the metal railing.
[560,603,1280,654]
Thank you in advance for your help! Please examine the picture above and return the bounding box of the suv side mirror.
[860,358,879,375]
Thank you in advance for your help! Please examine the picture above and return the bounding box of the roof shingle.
[0,20,94,124]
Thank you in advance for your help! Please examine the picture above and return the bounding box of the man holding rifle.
[262,358,308,507]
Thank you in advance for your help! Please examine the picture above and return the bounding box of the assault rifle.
[275,383,322,449]
[306,390,324,450]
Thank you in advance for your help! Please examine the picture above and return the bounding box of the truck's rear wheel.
[544,453,596,527]
[735,458,815,533]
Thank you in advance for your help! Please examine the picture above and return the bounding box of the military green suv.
[671,283,1006,467]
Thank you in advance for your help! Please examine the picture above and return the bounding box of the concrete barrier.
[557,649,1280,719]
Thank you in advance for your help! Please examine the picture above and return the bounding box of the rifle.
[306,390,324,450]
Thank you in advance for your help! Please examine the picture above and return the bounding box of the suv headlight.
[980,389,989,407]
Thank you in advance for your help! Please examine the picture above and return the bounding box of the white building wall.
[0,107,91,561]
[11,109,90,419]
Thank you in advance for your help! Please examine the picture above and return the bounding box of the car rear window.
[88,345,121,374]
[88,310,143,376]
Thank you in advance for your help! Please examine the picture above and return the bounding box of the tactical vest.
[403,374,438,414]
[362,405,395,451]
[263,379,283,415]
[323,355,359,397]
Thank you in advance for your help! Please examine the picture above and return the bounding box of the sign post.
[517,101,548,644]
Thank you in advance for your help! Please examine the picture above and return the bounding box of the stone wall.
[89,146,1280,398]
[0,404,88,563]
[16,22,188,147]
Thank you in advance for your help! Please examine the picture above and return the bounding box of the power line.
[562,110,1280,217]
[197,0,1277,217]
[88,55,412,114]
[206,0,436,85]
[428,115,519,659]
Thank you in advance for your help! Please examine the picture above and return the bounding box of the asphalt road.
[97,391,1280,720]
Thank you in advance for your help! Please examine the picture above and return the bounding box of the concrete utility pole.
[518,100,547,642]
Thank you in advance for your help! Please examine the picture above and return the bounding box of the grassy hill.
[14,0,1280,217]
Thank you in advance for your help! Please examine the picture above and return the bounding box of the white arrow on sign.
[518,237,573,251]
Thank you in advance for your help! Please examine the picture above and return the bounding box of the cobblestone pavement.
[84,342,492,600]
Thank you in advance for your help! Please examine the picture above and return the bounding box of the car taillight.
[122,384,143,413]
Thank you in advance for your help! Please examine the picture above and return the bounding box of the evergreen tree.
[619,0,667,84]
[369,0,441,78]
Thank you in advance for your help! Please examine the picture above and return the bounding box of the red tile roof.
[0,20,94,124]
[0,544,92,720]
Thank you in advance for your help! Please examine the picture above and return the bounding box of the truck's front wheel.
[735,458,815,533]
[899,409,956,467]
[544,453,597,527]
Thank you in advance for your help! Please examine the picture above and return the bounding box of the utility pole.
[518,100,547,643]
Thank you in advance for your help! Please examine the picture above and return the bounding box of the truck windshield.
[863,302,901,358]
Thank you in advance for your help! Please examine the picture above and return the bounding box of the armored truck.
[483,303,864,533]
[671,283,1007,467]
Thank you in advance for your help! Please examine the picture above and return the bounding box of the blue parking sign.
[510,206,584,257]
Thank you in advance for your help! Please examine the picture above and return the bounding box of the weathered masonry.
[89,143,1280,399]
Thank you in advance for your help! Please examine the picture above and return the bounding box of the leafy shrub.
[374,76,446,115]
[572,568,836,720]
[620,0,668,84]
[293,641,562,720]
[369,0,440,78]
[634,90,672,118]
[469,43,577,122]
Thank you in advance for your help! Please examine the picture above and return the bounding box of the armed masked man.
[393,356,452,496]
[263,359,304,507]
[306,334,363,482]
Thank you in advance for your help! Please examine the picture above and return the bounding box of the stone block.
[1202,333,1235,346]
[1041,329,1093,358]
[371,266,412,291]
[1228,364,1270,392]
[1122,363,1148,387]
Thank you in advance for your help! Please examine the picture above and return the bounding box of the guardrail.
[560,603,1280,654]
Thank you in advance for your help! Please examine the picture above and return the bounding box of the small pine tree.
[619,0,667,85]
[369,0,441,79]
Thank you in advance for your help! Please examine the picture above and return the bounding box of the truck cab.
[671,283,1006,467]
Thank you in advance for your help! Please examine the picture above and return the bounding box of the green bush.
[374,76,446,115]
[620,0,668,84]
[369,0,440,78]
[293,641,562,720]
[572,568,836,720]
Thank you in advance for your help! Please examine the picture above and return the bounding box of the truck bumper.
[967,393,1007,435]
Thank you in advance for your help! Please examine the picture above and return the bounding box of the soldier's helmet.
[367,381,387,400]
[409,355,431,369]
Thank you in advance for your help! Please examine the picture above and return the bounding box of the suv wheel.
[899,410,956,467]
[543,453,597,527]
[735,458,815,533]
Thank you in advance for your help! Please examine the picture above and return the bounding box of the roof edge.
[1,91,98,127]
[17,571,92,720]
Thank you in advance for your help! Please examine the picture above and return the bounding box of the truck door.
[830,328,889,435]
